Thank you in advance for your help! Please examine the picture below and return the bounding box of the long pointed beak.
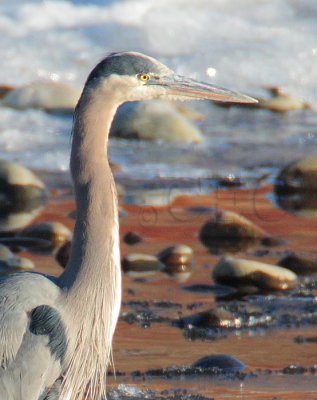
[154,74,257,104]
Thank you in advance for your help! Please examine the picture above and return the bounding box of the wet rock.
[158,245,193,273]
[17,221,72,249]
[0,84,14,99]
[275,191,317,217]
[294,335,317,344]
[278,254,317,275]
[275,157,317,193]
[121,309,168,328]
[175,307,238,329]
[199,209,270,253]
[108,385,213,400]
[55,240,71,268]
[192,354,246,373]
[121,253,165,276]
[0,160,48,232]
[213,256,298,291]
[110,100,203,143]
[281,364,307,374]
[139,362,247,379]
[157,244,193,282]
[0,244,34,271]
[123,231,142,245]
[5,256,34,270]
[257,87,311,113]
[1,80,81,112]
[0,243,13,259]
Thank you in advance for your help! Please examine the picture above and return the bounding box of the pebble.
[278,254,317,275]
[1,80,81,111]
[123,231,143,245]
[0,244,13,259]
[156,244,193,282]
[257,87,311,113]
[0,160,45,192]
[213,256,298,291]
[55,240,71,268]
[157,244,193,273]
[121,253,165,276]
[275,157,317,193]
[281,364,307,375]
[5,257,34,270]
[0,160,47,232]
[0,84,14,99]
[0,244,34,270]
[275,191,317,217]
[176,307,238,329]
[110,100,203,143]
[17,221,72,248]
[199,209,268,252]
[192,354,246,372]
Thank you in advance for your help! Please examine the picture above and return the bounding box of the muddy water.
[19,182,317,399]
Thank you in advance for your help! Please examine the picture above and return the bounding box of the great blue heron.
[0,52,256,400]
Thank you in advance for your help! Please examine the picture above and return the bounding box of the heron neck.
[59,86,121,295]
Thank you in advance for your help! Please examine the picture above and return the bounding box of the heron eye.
[138,73,150,81]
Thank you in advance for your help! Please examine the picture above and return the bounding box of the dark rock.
[278,254,317,275]
[213,256,298,291]
[192,354,246,373]
[123,231,142,245]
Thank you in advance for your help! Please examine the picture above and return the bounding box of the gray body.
[0,52,256,399]
[0,274,63,399]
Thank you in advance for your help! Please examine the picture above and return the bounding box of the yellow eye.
[138,73,150,81]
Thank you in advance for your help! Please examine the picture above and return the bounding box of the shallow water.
[19,183,317,399]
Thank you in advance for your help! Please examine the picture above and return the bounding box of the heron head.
[85,51,257,104]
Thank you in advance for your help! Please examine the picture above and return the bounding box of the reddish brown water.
[28,184,317,399]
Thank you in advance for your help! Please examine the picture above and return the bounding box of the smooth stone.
[275,191,317,217]
[17,221,72,248]
[213,256,297,291]
[278,254,317,275]
[121,253,165,276]
[6,256,34,270]
[257,87,311,113]
[0,243,34,270]
[123,231,143,245]
[176,307,238,329]
[0,244,14,260]
[1,80,81,111]
[110,100,203,143]
[55,241,71,268]
[0,84,14,99]
[199,209,269,252]
[157,244,193,282]
[0,160,47,232]
[157,244,193,274]
[275,157,317,192]
[192,355,246,372]
[0,159,45,190]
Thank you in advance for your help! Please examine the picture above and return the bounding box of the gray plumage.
[0,51,256,400]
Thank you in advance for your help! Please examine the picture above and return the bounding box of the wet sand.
[14,178,317,399]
